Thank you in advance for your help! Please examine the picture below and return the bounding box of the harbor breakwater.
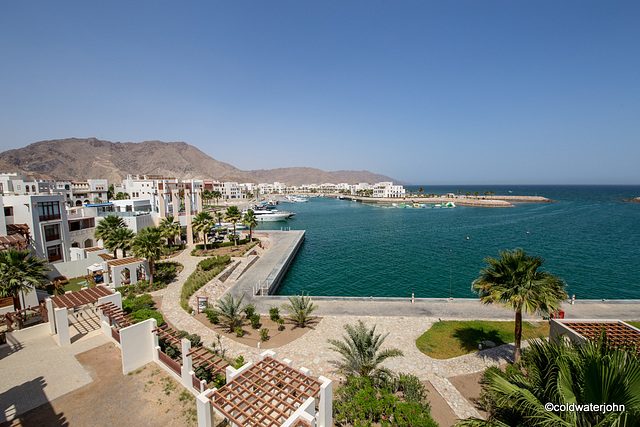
[341,194,556,207]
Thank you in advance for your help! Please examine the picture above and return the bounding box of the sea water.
[257,186,640,299]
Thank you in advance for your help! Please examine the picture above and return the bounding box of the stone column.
[185,189,194,246]
[159,192,166,218]
[196,188,203,212]
[171,190,180,216]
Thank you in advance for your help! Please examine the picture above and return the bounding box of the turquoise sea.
[256,186,640,300]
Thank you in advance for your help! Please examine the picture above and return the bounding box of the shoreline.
[620,197,640,203]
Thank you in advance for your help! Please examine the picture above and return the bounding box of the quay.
[225,230,640,320]
[340,194,557,208]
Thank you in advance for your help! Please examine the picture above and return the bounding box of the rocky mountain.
[0,138,402,185]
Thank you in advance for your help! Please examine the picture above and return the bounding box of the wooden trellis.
[152,324,183,347]
[51,285,113,309]
[209,356,322,427]
[98,302,135,328]
[564,321,640,351]
[187,346,229,377]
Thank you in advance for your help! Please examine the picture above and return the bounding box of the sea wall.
[341,194,555,207]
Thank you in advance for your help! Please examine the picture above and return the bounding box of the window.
[38,201,61,221]
[47,244,62,262]
[3,207,13,216]
[44,224,60,242]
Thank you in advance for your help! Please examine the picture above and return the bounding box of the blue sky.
[1,1,638,184]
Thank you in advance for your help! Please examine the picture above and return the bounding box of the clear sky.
[1,1,638,185]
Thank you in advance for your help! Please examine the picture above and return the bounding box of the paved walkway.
[156,234,640,421]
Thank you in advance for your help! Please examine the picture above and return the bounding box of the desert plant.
[328,320,404,377]
[269,307,280,321]
[277,318,285,331]
[243,303,256,318]
[215,294,245,332]
[250,314,261,329]
[234,327,243,337]
[203,308,219,324]
[260,328,269,342]
[282,293,318,328]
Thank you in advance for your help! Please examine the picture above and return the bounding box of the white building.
[1,194,71,263]
[70,179,108,206]
[373,182,406,198]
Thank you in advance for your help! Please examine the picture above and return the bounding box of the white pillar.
[196,188,203,212]
[159,192,166,218]
[46,298,56,334]
[181,338,193,390]
[197,390,215,427]
[185,189,194,246]
[54,307,70,347]
[317,376,333,427]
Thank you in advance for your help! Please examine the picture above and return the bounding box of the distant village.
[0,172,405,273]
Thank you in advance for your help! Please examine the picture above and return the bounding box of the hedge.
[180,260,231,312]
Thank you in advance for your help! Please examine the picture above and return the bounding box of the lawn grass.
[416,320,550,359]
[627,321,640,329]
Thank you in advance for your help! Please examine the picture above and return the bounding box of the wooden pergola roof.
[564,321,640,351]
[292,420,313,427]
[187,347,229,377]
[51,285,114,309]
[98,302,135,328]
[209,356,322,427]
[99,253,114,261]
[0,233,28,251]
[84,247,104,253]
[106,257,144,267]
[153,324,184,348]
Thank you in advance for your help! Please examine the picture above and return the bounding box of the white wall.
[120,318,158,374]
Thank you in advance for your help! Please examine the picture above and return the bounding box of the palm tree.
[328,320,404,377]
[106,227,135,258]
[202,190,213,206]
[192,212,213,246]
[459,336,640,426]
[94,215,126,250]
[212,190,222,205]
[282,293,318,328]
[242,210,258,242]
[474,191,479,198]
[159,216,180,247]
[215,294,245,332]
[131,227,164,284]
[0,249,51,310]
[214,211,224,227]
[224,206,242,246]
[472,249,567,363]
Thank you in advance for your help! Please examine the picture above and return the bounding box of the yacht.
[245,207,295,222]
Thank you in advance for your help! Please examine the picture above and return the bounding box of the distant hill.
[0,138,402,185]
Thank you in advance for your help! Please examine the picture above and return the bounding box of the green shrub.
[250,314,261,329]
[177,331,202,348]
[234,355,245,368]
[234,327,243,337]
[243,304,256,318]
[123,293,153,314]
[277,318,285,331]
[203,308,219,324]
[260,328,269,342]
[198,255,231,271]
[269,307,280,321]
[130,308,164,326]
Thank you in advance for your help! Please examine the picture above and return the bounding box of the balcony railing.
[39,214,61,221]
[48,254,63,262]
[45,233,60,242]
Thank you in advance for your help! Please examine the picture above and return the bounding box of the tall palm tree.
[459,336,640,426]
[192,212,213,246]
[242,210,258,242]
[202,190,213,206]
[282,293,318,328]
[131,227,164,284]
[214,211,224,227]
[159,216,180,247]
[328,320,404,377]
[215,294,245,332]
[106,227,135,258]
[94,215,126,250]
[0,249,51,310]
[224,206,242,246]
[472,249,567,363]
[212,190,222,205]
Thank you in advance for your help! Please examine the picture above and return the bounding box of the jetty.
[340,194,556,207]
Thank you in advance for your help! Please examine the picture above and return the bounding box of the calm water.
[257,186,640,300]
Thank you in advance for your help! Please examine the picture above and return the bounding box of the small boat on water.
[291,196,308,203]
[245,207,295,222]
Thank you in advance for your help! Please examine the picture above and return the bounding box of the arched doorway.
[84,238,93,248]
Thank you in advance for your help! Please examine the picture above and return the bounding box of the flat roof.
[106,257,145,267]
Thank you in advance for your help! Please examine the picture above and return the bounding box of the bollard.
[411,293,414,304]
[571,295,575,305]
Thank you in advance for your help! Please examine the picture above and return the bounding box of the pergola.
[0,224,30,250]
[562,321,640,350]
[105,257,150,288]
[51,286,114,309]
[209,355,322,427]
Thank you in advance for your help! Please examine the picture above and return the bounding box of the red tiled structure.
[51,285,114,309]
[550,319,640,352]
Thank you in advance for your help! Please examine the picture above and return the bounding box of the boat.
[245,207,295,222]
[291,196,308,203]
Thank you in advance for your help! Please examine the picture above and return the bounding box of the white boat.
[291,196,308,203]
[244,208,294,222]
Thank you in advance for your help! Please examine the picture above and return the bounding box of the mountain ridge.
[0,138,404,186]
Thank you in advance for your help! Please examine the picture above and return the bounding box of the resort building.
[66,205,97,249]
[0,194,71,264]
[373,181,406,198]
[70,179,108,206]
